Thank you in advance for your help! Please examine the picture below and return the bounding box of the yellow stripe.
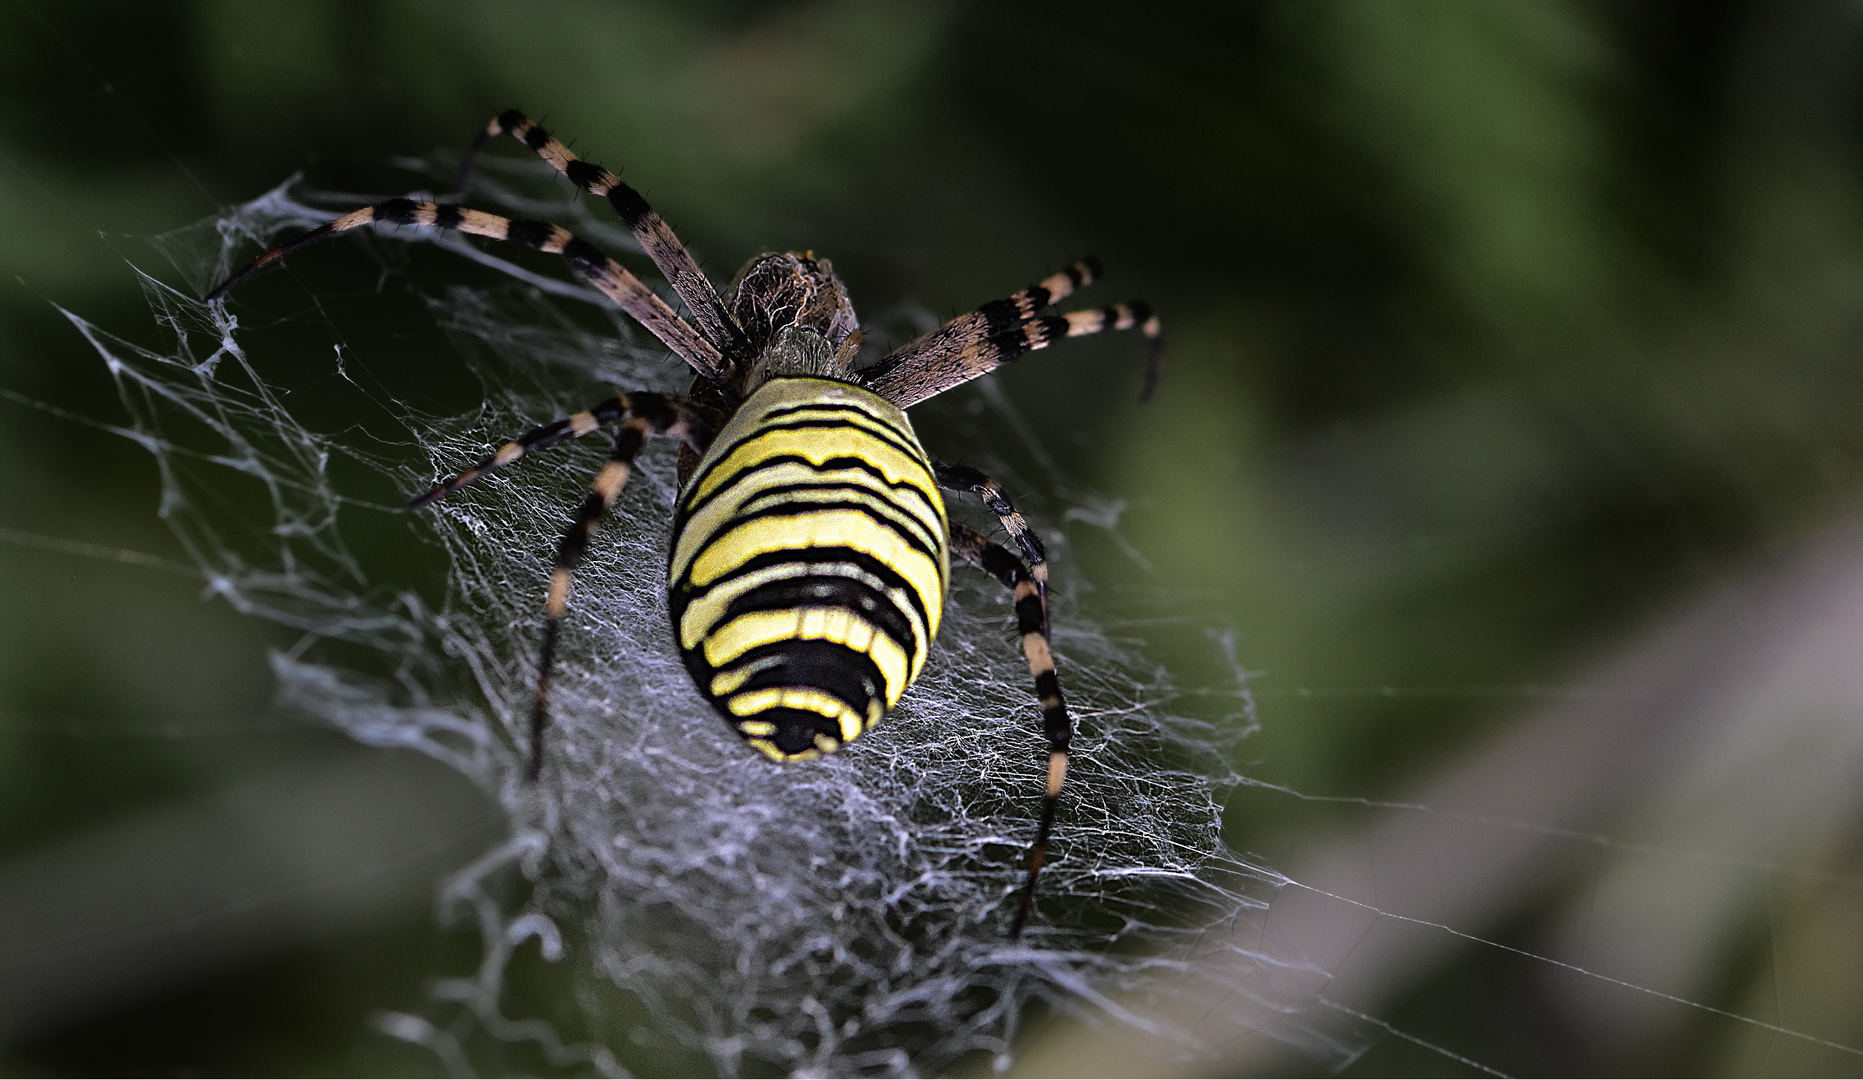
[744,737,785,761]
[710,662,760,697]
[686,425,940,523]
[726,687,863,743]
[684,510,943,644]
[679,458,945,563]
[702,607,912,706]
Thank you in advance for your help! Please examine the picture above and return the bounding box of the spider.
[206,109,1161,936]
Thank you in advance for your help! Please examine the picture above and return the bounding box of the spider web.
[68,165,1375,1076]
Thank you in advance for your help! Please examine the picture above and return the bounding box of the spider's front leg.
[459,109,751,361]
[948,522,1072,939]
[863,258,1163,407]
[412,392,714,779]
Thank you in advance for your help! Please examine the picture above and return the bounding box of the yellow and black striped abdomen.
[669,377,949,761]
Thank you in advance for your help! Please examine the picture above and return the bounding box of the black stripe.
[753,707,844,756]
[523,122,552,150]
[1013,594,1045,634]
[496,109,526,133]
[681,452,937,522]
[1036,670,1070,748]
[670,546,936,637]
[729,478,942,548]
[375,198,421,225]
[605,183,653,229]
[977,297,1023,335]
[932,462,990,491]
[687,639,888,746]
[621,392,676,429]
[564,159,607,192]
[507,219,555,250]
[554,491,605,568]
[756,397,899,426]
[561,237,606,276]
[1127,300,1154,325]
[970,540,1025,591]
[611,423,646,461]
[518,417,574,450]
[716,574,920,657]
[431,204,464,230]
[591,396,627,425]
[747,402,923,458]
[712,637,889,717]
[1075,256,1103,285]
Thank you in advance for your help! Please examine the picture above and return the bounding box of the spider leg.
[205,199,728,384]
[861,258,1098,391]
[864,262,1163,408]
[529,403,703,780]
[409,392,711,509]
[933,461,1049,635]
[948,522,1071,939]
[461,110,750,360]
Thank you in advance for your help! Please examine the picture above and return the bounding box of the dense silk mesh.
[78,168,1367,1075]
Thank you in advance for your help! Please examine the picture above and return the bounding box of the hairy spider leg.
[461,109,751,362]
[204,198,729,383]
[530,408,710,780]
[983,303,1163,398]
[409,392,711,509]
[862,257,1099,390]
[864,264,1164,407]
[933,462,1050,635]
[948,523,1071,939]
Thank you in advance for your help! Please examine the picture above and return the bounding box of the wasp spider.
[206,110,1162,936]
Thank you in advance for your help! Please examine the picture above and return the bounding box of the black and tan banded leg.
[948,522,1071,938]
[862,257,1100,402]
[526,400,709,780]
[933,462,1050,635]
[408,392,711,509]
[204,198,728,383]
[460,110,750,360]
[865,262,1164,407]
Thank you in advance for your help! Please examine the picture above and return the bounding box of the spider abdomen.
[668,377,949,760]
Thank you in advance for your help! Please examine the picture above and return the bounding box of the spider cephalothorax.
[205,108,1161,937]
[727,251,860,360]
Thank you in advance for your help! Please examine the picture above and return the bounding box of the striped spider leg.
[946,523,1070,938]
[206,198,730,385]
[870,269,1161,932]
[458,109,753,364]
[861,258,1165,407]
[934,461,1051,635]
[409,392,715,780]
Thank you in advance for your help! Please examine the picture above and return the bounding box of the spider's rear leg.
[934,461,1050,636]
[409,392,709,508]
[460,109,749,359]
[949,523,1071,939]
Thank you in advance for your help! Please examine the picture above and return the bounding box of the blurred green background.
[6,0,1863,1074]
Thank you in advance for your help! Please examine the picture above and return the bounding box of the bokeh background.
[6,0,1863,1074]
